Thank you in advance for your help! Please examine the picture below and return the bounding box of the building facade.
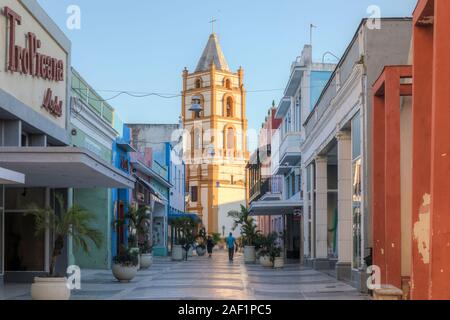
[0,0,134,283]
[301,18,412,290]
[372,0,450,300]
[182,33,248,236]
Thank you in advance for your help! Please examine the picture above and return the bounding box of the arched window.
[225,78,232,89]
[191,95,204,119]
[194,128,202,151]
[225,127,235,150]
[195,78,202,89]
[226,96,234,118]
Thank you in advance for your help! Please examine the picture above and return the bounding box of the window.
[226,127,235,150]
[295,97,301,132]
[195,78,202,89]
[193,129,202,151]
[190,186,198,202]
[225,78,232,89]
[226,97,234,117]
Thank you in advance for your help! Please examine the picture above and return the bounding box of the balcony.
[249,176,284,203]
[274,132,302,175]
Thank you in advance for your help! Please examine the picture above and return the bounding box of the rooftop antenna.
[310,23,317,47]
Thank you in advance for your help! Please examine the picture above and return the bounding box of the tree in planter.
[228,205,260,247]
[172,216,197,261]
[113,205,152,251]
[28,195,102,277]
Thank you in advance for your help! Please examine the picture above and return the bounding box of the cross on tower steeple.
[209,17,218,33]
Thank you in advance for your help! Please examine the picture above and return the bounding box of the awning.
[249,199,303,216]
[134,175,167,203]
[0,147,135,189]
[168,211,200,223]
[0,167,25,185]
[130,158,173,188]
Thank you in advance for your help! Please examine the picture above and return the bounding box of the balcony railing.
[249,176,284,202]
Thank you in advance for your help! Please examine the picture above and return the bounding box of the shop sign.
[2,6,65,118]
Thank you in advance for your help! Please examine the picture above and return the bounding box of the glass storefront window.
[352,159,362,269]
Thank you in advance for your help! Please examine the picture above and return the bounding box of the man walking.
[226,232,237,262]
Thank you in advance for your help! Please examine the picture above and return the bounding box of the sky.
[38,0,417,151]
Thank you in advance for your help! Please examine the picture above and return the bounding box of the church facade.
[181,33,248,235]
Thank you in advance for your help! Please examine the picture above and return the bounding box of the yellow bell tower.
[182,33,248,235]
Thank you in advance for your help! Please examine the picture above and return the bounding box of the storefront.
[0,1,135,283]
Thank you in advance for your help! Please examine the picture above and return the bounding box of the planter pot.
[140,253,153,269]
[196,247,206,256]
[31,277,71,300]
[244,246,256,264]
[274,257,284,269]
[112,264,138,283]
[260,255,273,268]
[171,245,183,261]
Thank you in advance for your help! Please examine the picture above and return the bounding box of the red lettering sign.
[42,88,63,118]
[3,7,64,81]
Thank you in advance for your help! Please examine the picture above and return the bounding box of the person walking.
[206,235,214,258]
[226,232,237,262]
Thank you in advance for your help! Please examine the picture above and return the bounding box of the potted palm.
[28,195,102,300]
[228,205,260,264]
[113,205,152,270]
[257,233,276,268]
[112,246,139,282]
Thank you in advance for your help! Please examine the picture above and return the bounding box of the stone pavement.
[1,251,368,300]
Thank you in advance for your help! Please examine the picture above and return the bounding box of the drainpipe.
[67,188,75,266]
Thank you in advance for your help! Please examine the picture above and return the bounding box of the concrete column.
[336,131,352,280]
[315,156,328,260]
[411,9,433,300]
[302,167,310,258]
[429,0,450,299]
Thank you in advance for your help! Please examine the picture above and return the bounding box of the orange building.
[372,0,450,300]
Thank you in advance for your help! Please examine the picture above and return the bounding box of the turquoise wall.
[73,188,112,269]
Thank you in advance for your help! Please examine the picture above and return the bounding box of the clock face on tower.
[181,33,248,235]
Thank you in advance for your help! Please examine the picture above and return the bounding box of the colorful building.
[182,33,249,236]
[371,0,450,300]
[301,18,412,290]
[0,0,134,284]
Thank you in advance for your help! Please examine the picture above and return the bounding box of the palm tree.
[112,205,152,249]
[28,195,102,277]
[228,205,260,246]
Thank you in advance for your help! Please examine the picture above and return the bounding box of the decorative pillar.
[336,131,352,279]
[315,156,328,262]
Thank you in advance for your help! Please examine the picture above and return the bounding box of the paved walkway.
[1,251,368,300]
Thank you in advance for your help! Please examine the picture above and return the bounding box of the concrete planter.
[244,246,256,264]
[260,255,273,268]
[196,247,206,256]
[140,253,153,269]
[112,264,138,283]
[274,257,284,269]
[31,277,71,300]
[171,245,183,261]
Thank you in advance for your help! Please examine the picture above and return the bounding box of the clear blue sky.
[38,0,416,150]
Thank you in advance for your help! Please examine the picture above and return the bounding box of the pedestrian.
[226,232,237,262]
[206,235,214,258]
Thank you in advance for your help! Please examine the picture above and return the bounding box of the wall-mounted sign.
[0,2,67,127]
[3,6,64,118]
